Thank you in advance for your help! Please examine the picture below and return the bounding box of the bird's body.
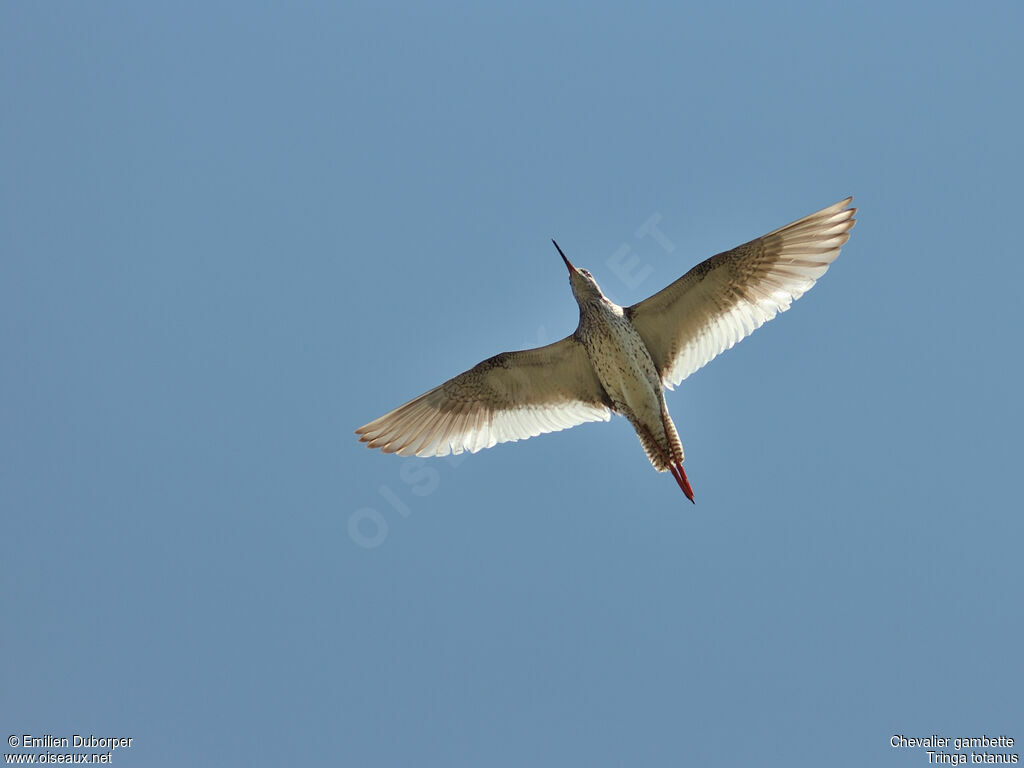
[567,261,693,498]
[356,198,857,502]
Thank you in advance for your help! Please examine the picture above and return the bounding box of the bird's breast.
[579,305,664,421]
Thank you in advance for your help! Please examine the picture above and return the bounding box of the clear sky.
[3,3,1022,767]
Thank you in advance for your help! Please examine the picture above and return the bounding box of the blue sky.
[3,3,1022,766]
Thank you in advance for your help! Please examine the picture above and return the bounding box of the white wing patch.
[628,198,856,388]
[356,336,612,457]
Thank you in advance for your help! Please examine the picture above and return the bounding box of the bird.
[355,198,856,503]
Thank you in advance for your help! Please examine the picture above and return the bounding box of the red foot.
[668,462,695,504]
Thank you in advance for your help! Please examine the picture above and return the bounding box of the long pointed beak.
[551,239,574,273]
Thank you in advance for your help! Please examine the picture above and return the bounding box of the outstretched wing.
[627,197,856,388]
[356,335,612,457]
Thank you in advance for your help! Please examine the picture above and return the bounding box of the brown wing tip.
[823,196,856,220]
[839,197,857,223]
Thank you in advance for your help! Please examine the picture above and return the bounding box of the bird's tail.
[661,406,694,504]
[633,416,695,504]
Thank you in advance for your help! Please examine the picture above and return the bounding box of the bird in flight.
[356,198,856,503]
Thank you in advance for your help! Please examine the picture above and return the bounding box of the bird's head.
[551,240,605,304]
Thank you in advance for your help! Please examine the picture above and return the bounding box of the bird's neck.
[577,296,624,324]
